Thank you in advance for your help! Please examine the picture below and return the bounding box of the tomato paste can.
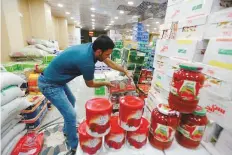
[105,116,126,150]
[127,117,149,149]
[78,121,102,154]
[119,96,144,131]
[85,98,112,137]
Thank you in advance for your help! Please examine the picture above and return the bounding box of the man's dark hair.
[92,35,115,52]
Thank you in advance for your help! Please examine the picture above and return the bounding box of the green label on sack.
[218,49,232,55]
[192,4,202,11]
[178,49,187,54]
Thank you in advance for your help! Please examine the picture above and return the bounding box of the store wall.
[57,18,68,50]
[1,0,25,62]
[52,15,59,41]
[18,0,32,46]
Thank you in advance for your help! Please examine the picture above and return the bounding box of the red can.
[169,63,205,113]
[127,117,149,149]
[149,104,180,150]
[105,116,126,150]
[175,106,208,149]
[119,96,144,131]
[85,98,112,137]
[78,121,102,155]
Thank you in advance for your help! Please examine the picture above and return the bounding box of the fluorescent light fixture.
[70,17,74,19]
[120,10,124,14]
[65,12,70,15]
[156,21,159,24]
[146,24,150,27]
[128,1,134,5]
[92,19,95,21]
[115,17,118,19]
[57,3,63,7]
[90,7,95,11]
[91,14,95,17]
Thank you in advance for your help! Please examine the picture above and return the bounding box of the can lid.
[85,98,112,112]
[179,63,203,71]
[157,104,179,116]
[193,106,206,116]
[119,96,144,108]
[110,116,124,134]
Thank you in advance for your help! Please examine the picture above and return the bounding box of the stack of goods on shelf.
[108,30,122,42]
[105,71,137,115]
[148,0,232,153]
[115,40,124,49]
[21,95,48,130]
[1,71,32,154]
[94,74,106,96]
[28,73,41,95]
[132,23,149,42]
[111,48,122,64]
[95,61,111,73]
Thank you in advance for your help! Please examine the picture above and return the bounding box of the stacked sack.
[1,71,32,154]
[78,96,150,154]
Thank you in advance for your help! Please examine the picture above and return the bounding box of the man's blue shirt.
[43,43,96,84]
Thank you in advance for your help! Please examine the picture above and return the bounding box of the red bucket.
[85,98,112,137]
[119,96,144,131]
[127,117,150,149]
[78,121,102,155]
[105,116,126,150]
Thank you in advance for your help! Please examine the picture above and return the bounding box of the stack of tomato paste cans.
[149,63,208,150]
[78,95,150,154]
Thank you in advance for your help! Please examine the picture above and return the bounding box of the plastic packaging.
[119,96,144,131]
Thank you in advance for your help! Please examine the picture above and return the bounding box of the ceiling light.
[154,28,157,30]
[92,19,95,21]
[109,23,112,25]
[91,14,95,17]
[115,17,118,19]
[57,3,63,7]
[111,21,114,23]
[65,12,70,15]
[156,21,159,24]
[74,21,77,23]
[70,17,74,19]
[90,7,95,11]
[120,10,124,14]
[147,29,149,32]
[127,30,129,32]
[128,1,134,5]
[146,24,150,27]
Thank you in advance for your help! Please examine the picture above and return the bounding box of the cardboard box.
[177,15,208,39]
[152,69,172,92]
[165,2,184,22]
[203,38,232,70]
[166,57,189,77]
[183,0,218,19]
[153,55,170,71]
[155,39,174,57]
[204,8,232,39]
[198,63,232,100]
[170,39,207,62]
[167,0,184,7]
[215,129,232,155]
[199,89,232,131]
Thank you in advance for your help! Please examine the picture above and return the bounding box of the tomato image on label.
[179,80,196,100]
[153,123,175,142]
[89,115,110,134]
[177,125,205,141]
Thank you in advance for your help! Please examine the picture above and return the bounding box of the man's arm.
[103,58,131,78]
[85,80,113,88]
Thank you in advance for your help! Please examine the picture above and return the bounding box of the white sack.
[1,86,25,106]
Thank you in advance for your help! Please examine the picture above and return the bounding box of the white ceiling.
[46,0,167,31]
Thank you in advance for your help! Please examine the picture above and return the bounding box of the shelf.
[76,139,211,155]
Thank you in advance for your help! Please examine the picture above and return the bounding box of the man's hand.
[103,81,115,88]
[124,70,133,79]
